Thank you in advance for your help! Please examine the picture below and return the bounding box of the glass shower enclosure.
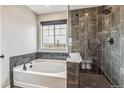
[68,5,122,88]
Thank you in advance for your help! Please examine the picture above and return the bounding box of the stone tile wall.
[101,6,121,87]
[37,52,68,60]
[120,5,124,87]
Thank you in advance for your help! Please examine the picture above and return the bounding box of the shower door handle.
[0,54,4,59]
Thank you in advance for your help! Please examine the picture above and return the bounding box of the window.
[41,20,67,50]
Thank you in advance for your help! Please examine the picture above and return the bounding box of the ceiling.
[27,5,100,15]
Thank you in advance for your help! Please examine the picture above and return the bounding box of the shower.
[102,7,112,15]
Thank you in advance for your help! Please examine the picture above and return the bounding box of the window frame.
[40,19,68,52]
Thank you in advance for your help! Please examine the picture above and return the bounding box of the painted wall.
[37,12,68,52]
[1,5,37,87]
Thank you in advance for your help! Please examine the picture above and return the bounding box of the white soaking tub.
[13,59,67,88]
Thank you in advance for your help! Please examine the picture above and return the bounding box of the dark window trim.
[40,19,67,26]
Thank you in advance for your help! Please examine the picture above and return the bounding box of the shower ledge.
[67,52,82,63]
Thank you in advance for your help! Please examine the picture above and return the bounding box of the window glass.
[55,29,61,35]
[55,25,61,29]
[41,21,67,49]
[43,26,48,30]
[43,36,54,48]
[49,29,54,36]
[49,25,54,29]
[43,30,49,36]
[60,28,66,35]
[61,24,66,28]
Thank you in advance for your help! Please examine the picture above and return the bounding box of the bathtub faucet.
[23,63,27,71]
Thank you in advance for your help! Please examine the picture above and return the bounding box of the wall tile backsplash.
[36,52,68,60]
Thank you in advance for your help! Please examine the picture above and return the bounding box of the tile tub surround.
[67,62,80,88]
[10,52,68,87]
[37,52,68,60]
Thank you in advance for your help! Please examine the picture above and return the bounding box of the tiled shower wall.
[99,5,121,87]
[69,5,124,87]
[120,6,124,87]
[98,5,124,87]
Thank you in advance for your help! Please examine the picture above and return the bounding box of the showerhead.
[102,7,112,15]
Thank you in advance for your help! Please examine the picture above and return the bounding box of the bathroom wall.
[1,5,37,87]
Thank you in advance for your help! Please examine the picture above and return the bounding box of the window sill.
[38,48,68,53]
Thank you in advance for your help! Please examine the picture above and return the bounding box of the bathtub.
[13,59,67,88]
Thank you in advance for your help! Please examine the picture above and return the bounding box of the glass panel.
[55,29,61,35]
[61,24,66,28]
[43,26,49,30]
[49,25,54,29]
[55,25,61,29]
[61,28,66,35]
[60,36,67,44]
[49,29,54,36]
[55,36,66,48]
[43,30,49,36]
[43,36,54,48]
[68,5,100,75]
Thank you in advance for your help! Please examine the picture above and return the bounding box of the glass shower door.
[68,5,100,74]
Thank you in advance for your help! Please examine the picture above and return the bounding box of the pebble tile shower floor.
[79,73,112,88]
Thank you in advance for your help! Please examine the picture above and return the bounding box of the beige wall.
[37,12,68,52]
[38,12,67,22]
[1,5,37,87]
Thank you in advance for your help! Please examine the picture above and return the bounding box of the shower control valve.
[107,38,114,45]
